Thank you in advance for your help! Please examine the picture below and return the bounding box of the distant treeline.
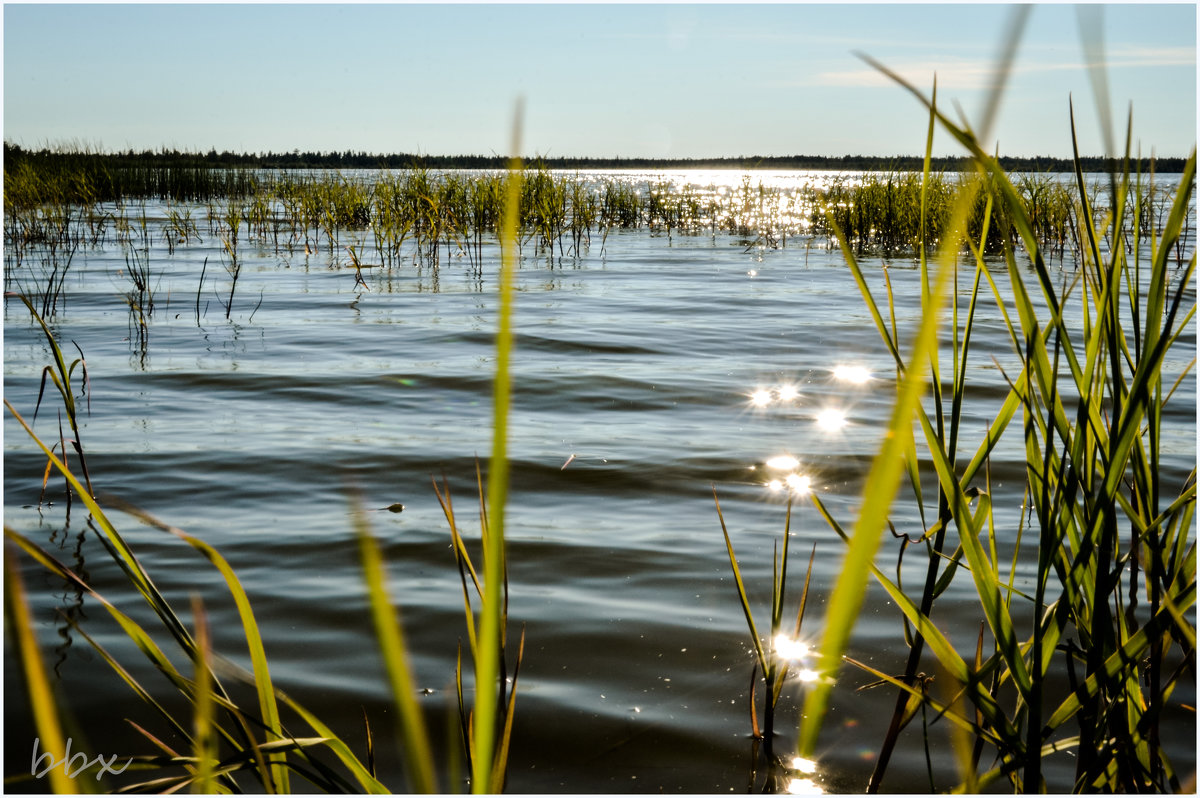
[4,142,1188,174]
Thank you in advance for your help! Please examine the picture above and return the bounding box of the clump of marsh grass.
[162,203,202,254]
[120,242,154,353]
[790,30,1196,794]
[433,468,525,793]
[3,196,85,318]
[712,492,817,765]
[218,199,244,319]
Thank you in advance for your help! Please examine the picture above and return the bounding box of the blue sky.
[3,3,1195,159]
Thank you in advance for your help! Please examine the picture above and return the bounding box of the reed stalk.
[472,100,524,795]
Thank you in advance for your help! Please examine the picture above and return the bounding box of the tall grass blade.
[712,487,768,673]
[798,197,955,758]
[4,540,80,794]
[473,99,523,794]
[354,503,438,793]
[4,399,195,653]
[190,596,216,794]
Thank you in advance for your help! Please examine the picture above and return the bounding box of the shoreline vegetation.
[6,141,1188,175]
[5,141,1188,270]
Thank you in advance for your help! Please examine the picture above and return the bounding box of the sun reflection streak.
[750,388,773,407]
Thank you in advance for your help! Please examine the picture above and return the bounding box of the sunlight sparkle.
[815,408,847,432]
[785,473,812,495]
[786,777,824,795]
[773,632,811,661]
[833,365,871,384]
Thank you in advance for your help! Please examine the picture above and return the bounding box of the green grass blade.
[712,487,768,674]
[798,232,951,756]
[354,505,437,793]
[473,102,524,794]
[105,498,289,793]
[916,412,1033,698]
[4,540,81,795]
[268,685,391,791]
[190,596,217,794]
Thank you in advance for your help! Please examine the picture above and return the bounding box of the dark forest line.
[4,142,1189,174]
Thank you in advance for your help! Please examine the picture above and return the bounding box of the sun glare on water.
[785,756,825,794]
[832,364,871,385]
[785,473,812,495]
[814,408,847,432]
[773,632,810,661]
[766,454,800,470]
[786,776,824,795]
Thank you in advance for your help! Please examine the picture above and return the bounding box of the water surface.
[4,171,1195,793]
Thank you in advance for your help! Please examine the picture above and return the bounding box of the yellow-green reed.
[473,101,524,794]
[190,595,217,794]
[4,541,80,794]
[354,503,438,793]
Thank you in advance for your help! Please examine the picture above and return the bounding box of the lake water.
[3,170,1195,792]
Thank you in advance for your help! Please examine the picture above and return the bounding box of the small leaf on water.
[383,503,405,513]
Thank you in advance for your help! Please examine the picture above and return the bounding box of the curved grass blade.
[4,540,81,795]
[354,504,438,793]
[105,496,289,794]
[4,399,195,653]
[267,684,390,794]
